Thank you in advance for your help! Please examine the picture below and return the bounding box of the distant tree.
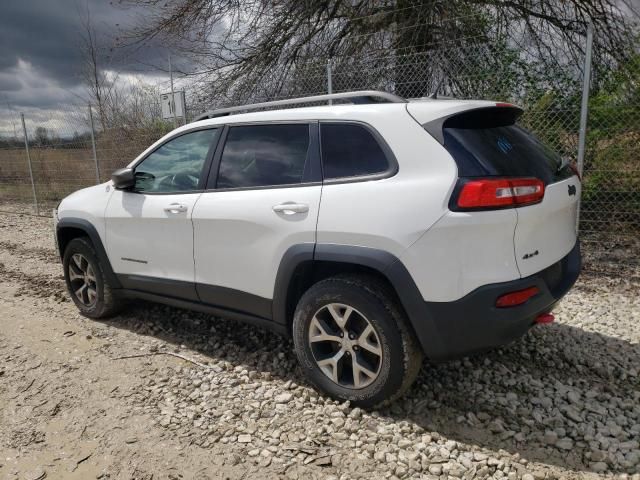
[76,4,168,132]
[78,4,119,129]
[34,126,49,147]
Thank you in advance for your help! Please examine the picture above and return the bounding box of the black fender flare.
[272,243,445,358]
[272,244,315,327]
[56,217,121,288]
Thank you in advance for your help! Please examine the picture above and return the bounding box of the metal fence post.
[576,21,594,231]
[88,104,101,183]
[169,53,178,127]
[327,58,333,105]
[20,113,39,216]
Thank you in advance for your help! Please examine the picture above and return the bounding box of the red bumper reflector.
[495,286,540,308]
[535,313,555,324]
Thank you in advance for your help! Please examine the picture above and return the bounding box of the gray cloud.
[0,0,170,111]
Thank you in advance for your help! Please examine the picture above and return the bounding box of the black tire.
[63,237,121,319]
[292,274,423,408]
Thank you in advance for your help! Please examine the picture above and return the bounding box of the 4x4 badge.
[568,184,576,196]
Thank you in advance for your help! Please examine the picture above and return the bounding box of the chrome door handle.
[272,203,309,215]
[164,203,188,214]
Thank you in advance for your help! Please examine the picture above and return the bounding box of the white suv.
[55,91,581,407]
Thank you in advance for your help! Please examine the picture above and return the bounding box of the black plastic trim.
[272,244,316,325]
[116,273,274,321]
[314,244,397,273]
[111,168,135,190]
[204,124,230,189]
[117,274,199,302]
[197,284,272,319]
[306,120,322,183]
[55,218,121,288]
[120,289,287,336]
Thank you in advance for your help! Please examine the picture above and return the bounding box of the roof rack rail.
[193,90,406,122]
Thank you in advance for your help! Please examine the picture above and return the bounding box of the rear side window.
[442,108,572,184]
[320,123,390,180]
[217,124,310,189]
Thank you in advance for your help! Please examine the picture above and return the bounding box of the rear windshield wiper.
[556,157,570,173]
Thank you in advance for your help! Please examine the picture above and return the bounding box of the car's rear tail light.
[456,177,544,210]
[495,286,540,308]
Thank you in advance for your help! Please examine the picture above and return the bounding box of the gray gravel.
[1,210,639,479]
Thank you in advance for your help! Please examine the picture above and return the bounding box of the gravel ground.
[0,210,639,480]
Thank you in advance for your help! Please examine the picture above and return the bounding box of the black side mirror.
[111,168,135,190]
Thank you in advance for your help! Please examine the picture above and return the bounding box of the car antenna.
[429,77,445,99]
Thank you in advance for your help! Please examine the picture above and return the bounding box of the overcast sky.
[0,0,174,135]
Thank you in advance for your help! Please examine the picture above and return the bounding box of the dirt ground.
[0,211,638,480]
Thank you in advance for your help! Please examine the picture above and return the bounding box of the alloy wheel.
[308,303,383,389]
[68,253,98,307]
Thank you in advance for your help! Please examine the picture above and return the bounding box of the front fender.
[56,217,121,288]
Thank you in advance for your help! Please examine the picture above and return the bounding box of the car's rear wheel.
[63,237,121,318]
[292,274,422,408]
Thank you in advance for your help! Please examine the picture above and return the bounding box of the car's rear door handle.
[272,203,309,215]
[164,203,188,214]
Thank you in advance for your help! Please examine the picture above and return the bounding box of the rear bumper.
[419,241,581,361]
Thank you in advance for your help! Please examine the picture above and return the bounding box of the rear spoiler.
[423,104,524,145]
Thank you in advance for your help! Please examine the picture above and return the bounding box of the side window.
[134,129,219,193]
[320,123,390,179]
[216,124,310,189]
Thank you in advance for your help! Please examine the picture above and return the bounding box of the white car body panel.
[406,99,499,124]
[315,108,457,256]
[400,209,520,302]
[514,176,580,277]
[57,183,113,245]
[104,190,201,282]
[192,185,321,299]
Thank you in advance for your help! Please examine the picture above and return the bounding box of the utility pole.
[327,59,333,105]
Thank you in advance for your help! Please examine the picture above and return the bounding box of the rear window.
[441,108,573,184]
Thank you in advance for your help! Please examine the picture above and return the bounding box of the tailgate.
[417,102,583,280]
[515,176,580,277]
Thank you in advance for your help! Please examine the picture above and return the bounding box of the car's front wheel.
[292,275,423,408]
[63,237,121,318]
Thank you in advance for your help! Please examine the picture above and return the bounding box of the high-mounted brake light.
[495,286,540,308]
[456,178,544,210]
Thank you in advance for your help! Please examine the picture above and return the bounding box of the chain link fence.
[0,25,638,278]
